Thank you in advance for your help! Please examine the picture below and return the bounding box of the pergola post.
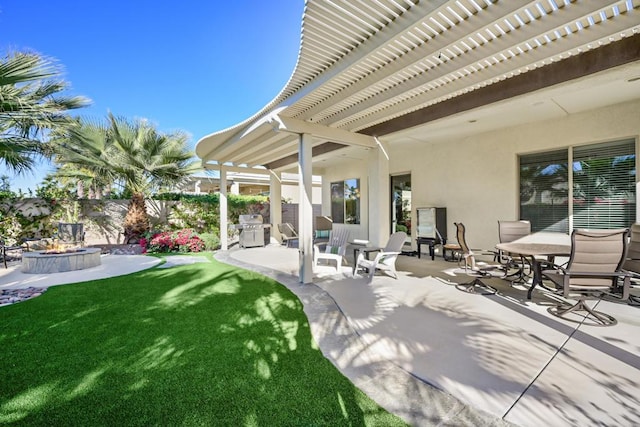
[220,166,228,251]
[298,133,313,284]
[270,170,282,245]
[368,138,390,247]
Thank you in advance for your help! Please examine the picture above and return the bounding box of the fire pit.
[22,247,101,274]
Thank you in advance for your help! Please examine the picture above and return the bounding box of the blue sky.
[0,1,305,193]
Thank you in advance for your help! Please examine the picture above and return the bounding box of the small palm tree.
[0,51,89,173]
[51,117,113,199]
[52,113,201,242]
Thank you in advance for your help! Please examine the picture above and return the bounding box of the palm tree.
[0,51,89,173]
[52,113,201,242]
[50,117,113,199]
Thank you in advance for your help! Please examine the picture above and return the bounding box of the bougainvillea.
[142,229,205,253]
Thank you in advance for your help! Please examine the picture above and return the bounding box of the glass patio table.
[495,232,571,300]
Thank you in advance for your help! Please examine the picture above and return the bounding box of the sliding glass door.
[391,174,411,240]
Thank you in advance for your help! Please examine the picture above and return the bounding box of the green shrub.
[198,233,220,251]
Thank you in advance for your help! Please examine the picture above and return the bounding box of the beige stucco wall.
[320,99,640,250]
[282,183,322,204]
[392,98,640,250]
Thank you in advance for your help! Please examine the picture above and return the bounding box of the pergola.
[196,0,640,283]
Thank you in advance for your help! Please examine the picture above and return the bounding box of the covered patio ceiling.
[196,0,640,173]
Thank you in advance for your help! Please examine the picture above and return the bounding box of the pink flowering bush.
[141,229,205,253]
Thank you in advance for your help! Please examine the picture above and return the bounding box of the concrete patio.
[218,244,640,426]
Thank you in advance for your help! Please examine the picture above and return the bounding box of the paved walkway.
[0,254,163,290]
[219,245,640,427]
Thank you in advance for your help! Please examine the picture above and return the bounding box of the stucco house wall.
[319,99,639,251]
[393,98,640,250]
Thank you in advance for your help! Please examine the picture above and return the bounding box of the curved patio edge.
[214,249,512,426]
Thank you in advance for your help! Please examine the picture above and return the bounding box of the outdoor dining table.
[495,231,571,300]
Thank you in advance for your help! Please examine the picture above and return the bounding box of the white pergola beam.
[342,12,640,130]
[246,141,301,167]
[299,0,532,121]
[320,1,621,128]
[202,120,275,163]
[221,131,295,165]
[270,115,376,148]
[203,163,271,175]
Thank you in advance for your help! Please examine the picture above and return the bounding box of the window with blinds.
[573,139,636,229]
[519,150,569,233]
[519,139,636,232]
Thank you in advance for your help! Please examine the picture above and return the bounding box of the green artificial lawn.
[0,254,406,426]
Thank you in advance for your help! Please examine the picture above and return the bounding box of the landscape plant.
[0,51,89,173]
[51,113,201,243]
[141,228,205,253]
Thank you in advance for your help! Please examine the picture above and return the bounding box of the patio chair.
[455,222,503,295]
[314,215,333,243]
[621,223,640,306]
[1,237,26,268]
[277,223,299,248]
[313,226,350,272]
[496,220,531,283]
[542,228,630,326]
[354,231,407,282]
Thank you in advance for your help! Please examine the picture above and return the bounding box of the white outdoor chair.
[355,231,407,282]
[313,227,350,272]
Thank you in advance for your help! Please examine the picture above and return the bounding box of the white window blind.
[519,150,569,233]
[572,139,636,229]
[519,139,636,232]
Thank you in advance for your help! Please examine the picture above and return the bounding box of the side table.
[416,237,446,260]
[352,245,382,274]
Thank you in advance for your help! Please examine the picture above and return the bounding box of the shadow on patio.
[217,245,640,427]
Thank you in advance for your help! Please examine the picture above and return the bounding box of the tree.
[50,117,113,199]
[0,51,89,173]
[52,113,201,242]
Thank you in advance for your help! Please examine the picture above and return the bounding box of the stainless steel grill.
[237,214,267,248]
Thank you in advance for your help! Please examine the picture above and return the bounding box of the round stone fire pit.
[22,247,101,274]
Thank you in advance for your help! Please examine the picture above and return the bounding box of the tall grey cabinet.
[416,207,447,259]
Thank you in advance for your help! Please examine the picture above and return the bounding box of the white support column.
[368,138,390,247]
[298,133,314,284]
[220,167,228,251]
[270,171,282,245]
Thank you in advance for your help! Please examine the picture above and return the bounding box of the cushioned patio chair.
[621,223,640,305]
[455,222,504,294]
[354,231,407,282]
[277,223,299,248]
[542,228,630,326]
[314,215,333,243]
[496,220,532,283]
[313,227,350,272]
